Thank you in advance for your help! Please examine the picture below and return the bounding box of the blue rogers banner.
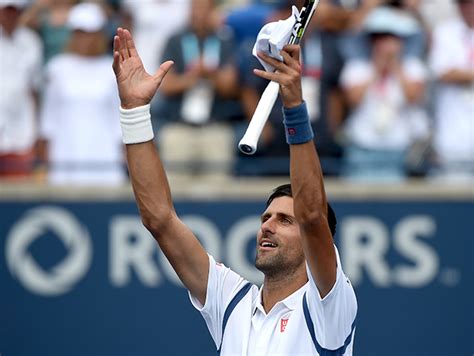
[1,200,472,356]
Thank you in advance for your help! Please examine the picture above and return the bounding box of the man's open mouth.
[259,240,278,249]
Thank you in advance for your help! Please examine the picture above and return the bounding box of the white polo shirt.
[40,53,124,185]
[340,58,429,151]
[189,249,357,355]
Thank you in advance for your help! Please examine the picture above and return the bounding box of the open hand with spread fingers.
[112,27,174,109]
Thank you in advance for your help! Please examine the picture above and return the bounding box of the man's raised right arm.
[112,28,209,305]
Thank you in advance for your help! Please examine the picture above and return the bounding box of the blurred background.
[0,0,472,355]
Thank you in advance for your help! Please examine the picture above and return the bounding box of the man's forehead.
[263,196,294,215]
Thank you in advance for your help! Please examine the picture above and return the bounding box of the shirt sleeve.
[305,246,358,351]
[188,254,249,348]
[340,60,373,88]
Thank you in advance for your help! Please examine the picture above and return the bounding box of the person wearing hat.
[0,0,43,178]
[38,2,125,185]
[428,0,474,181]
[338,6,430,181]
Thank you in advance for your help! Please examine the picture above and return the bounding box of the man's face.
[255,196,305,278]
[0,6,22,32]
[372,34,402,59]
[190,0,213,34]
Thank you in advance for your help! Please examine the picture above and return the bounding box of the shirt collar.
[253,282,309,314]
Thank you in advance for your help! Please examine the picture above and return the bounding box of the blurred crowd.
[0,0,472,185]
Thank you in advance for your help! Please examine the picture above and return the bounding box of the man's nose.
[261,217,275,234]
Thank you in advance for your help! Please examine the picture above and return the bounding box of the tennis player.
[113,27,357,355]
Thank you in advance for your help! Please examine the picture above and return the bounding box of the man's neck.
[192,25,212,40]
[261,268,308,314]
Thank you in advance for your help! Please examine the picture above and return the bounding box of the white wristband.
[119,104,154,144]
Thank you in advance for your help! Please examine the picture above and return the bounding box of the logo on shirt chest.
[280,317,289,333]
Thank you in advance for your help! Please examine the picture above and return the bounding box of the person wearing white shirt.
[0,0,42,177]
[428,0,474,181]
[189,206,357,355]
[340,6,430,181]
[112,26,357,355]
[39,2,124,185]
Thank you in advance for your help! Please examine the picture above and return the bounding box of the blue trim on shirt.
[302,292,357,355]
[217,282,253,355]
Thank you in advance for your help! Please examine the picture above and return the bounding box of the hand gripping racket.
[238,0,320,155]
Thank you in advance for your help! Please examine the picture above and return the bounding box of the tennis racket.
[238,0,320,155]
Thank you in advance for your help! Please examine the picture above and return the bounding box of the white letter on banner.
[341,217,391,287]
[158,215,222,287]
[393,216,439,287]
[110,216,161,287]
[226,216,264,285]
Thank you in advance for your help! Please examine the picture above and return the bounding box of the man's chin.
[255,256,279,274]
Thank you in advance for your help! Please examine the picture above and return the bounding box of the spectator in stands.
[313,0,426,176]
[281,0,385,177]
[428,0,474,181]
[158,0,239,178]
[20,0,78,64]
[0,0,42,179]
[39,2,124,185]
[339,6,430,182]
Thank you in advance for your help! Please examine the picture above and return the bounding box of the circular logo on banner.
[5,206,92,297]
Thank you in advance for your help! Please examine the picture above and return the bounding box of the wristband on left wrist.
[282,101,314,145]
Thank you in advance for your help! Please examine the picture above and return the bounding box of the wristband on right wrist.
[119,104,154,144]
[283,101,314,145]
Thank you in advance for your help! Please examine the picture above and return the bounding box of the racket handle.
[238,81,280,155]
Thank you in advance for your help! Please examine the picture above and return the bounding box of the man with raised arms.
[112,27,357,355]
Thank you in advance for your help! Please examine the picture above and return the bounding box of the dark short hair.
[266,183,337,237]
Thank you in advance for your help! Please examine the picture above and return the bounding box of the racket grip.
[238,81,280,155]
